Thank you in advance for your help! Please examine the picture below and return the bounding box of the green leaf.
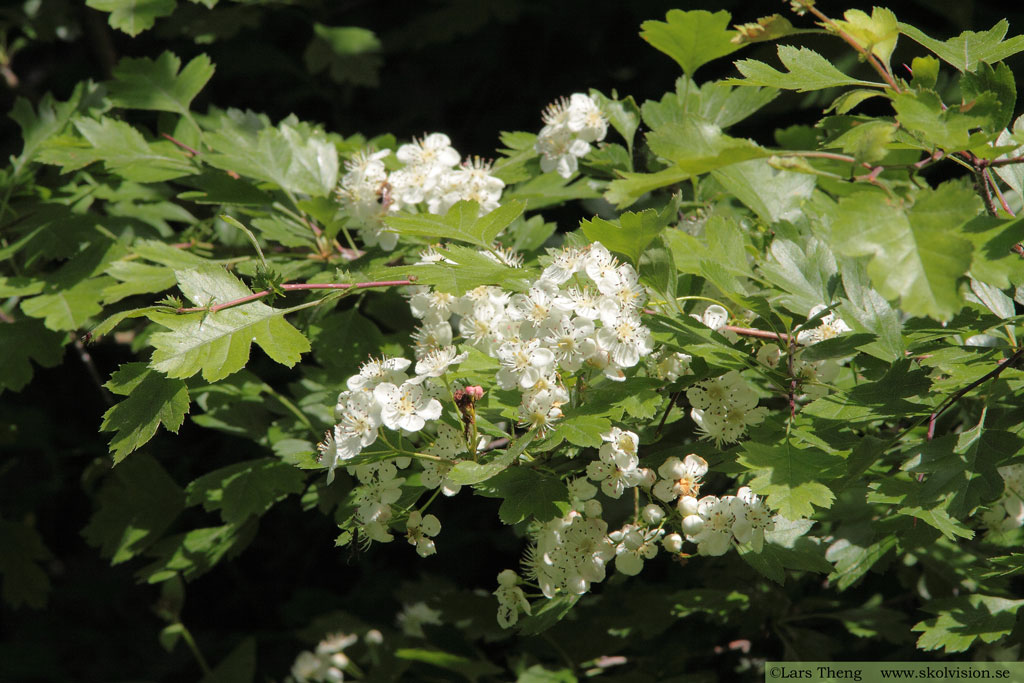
[308,308,385,375]
[384,200,525,248]
[185,459,306,524]
[830,184,980,321]
[590,90,640,157]
[641,77,779,130]
[839,258,904,361]
[0,320,65,394]
[892,90,997,152]
[604,166,689,209]
[502,173,600,210]
[479,469,568,525]
[960,215,1024,289]
[448,431,534,485]
[579,209,665,266]
[100,363,190,463]
[832,7,900,67]
[640,10,741,77]
[711,159,816,224]
[899,20,1024,72]
[827,534,899,591]
[204,115,339,197]
[961,62,1017,133]
[646,117,770,172]
[176,170,274,205]
[81,454,185,564]
[913,595,1024,653]
[86,0,176,36]
[737,442,842,519]
[542,413,612,449]
[825,119,898,164]
[803,359,931,425]
[304,25,382,87]
[19,241,125,331]
[136,520,258,583]
[0,519,53,609]
[902,411,1021,519]
[39,116,196,182]
[8,81,106,176]
[760,237,838,316]
[910,56,940,90]
[107,52,214,117]
[730,46,883,92]
[102,261,177,304]
[148,264,311,381]
[394,648,502,680]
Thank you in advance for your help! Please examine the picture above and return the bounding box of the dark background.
[2,0,1023,680]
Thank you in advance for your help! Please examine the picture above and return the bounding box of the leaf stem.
[174,279,415,314]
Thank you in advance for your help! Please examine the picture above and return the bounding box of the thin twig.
[74,338,115,407]
[656,391,680,436]
[721,325,793,343]
[161,133,199,157]
[175,279,415,314]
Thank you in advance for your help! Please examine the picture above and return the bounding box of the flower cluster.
[534,93,608,178]
[686,370,768,446]
[336,133,504,250]
[408,241,654,436]
[501,451,781,625]
[679,487,775,555]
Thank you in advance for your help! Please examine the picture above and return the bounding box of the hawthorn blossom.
[494,570,531,629]
[405,510,441,557]
[373,381,442,432]
[797,304,852,344]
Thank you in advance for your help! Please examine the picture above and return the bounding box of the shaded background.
[2,0,1023,680]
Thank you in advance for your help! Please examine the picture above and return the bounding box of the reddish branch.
[161,132,199,157]
[175,279,415,313]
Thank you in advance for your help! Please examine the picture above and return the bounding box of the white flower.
[422,424,466,496]
[797,304,852,344]
[687,495,736,556]
[567,93,609,142]
[586,449,645,499]
[596,311,653,368]
[598,427,640,470]
[494,570,531,629]
[373,381,443,432]
[692,304,729,330]
[534,94,606,179]
[543,315,594,372]
[517,388,564,436]
[411,346,468,382]
[611,524,662,576]
[411,319,453,359]
[732,486,774,552]
[649,349,692,381]
[396,133,461,170]
[405,510,442,557]
[431,157,505,215]
[347,356,411,393]
[497,338,557,390]
[540,247,585,284]
[652,454,708,503]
